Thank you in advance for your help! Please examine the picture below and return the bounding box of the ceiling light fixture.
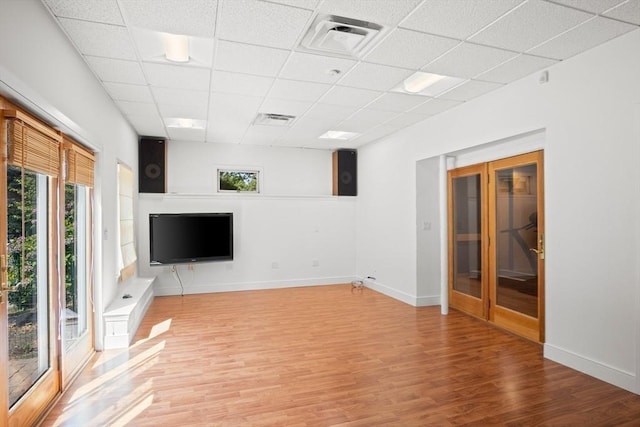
[164,33,190,63]
[319,130,361,140]
[394,71,466,97]
[403,72,446,93]
[165,118,205,129]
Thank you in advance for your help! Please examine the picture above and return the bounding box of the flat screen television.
[149,213,233,265]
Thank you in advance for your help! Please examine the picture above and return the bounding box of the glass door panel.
[6,167,50,407]
[494,165,539,318]
[62,183,93,383]
[448,164,486,318]
[488,151,544,342]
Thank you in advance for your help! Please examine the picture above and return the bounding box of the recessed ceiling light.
[393,71,466,97]
[164,33,189,63]
[165,118,205,129]
[319,130,361,140]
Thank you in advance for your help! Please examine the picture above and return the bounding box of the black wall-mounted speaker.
[332,149,357,196]
[139,137,166,193]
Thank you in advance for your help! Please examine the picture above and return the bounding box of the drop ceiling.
[42,0,639,149]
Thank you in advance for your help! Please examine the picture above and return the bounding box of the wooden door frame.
[447,163,488,319]
[0,100,62,426]
[488,151,545,342]
[447,150,545,343]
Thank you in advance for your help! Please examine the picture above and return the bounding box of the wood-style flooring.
[41,285,640,426]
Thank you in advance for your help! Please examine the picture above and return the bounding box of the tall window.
[4,115,60,409]
[117,163,136,281]
[62,138,94,353]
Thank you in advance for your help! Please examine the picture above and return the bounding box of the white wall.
[357,29,640,392]
[0,0,139,350]
[138,142,356,295]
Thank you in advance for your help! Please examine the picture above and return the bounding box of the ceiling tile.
[400,0,524,40]
[339,109,398,132]
[263,0,320,9]
[217,0,312,49]
[167,127,206,142]
[158,103,207,120]
[132,28,214,67]
[242,125,289,145]
[367,93,428,113]
[319,86,382,108]
[550,0,625,14]
[423,42,518,78]
[103,82,153,103]
[478,54,557,84]
[348,124,398,146]
[470,0,593,52]
[259,98,313,116]
[384,113,430,128]
[267,79,331,102]
[279,52,357,84]
[364,28,460,69]
[143,63,211,90]
[208,93,264,125]
[603,0,640,25]
[319,0,422,26]
[58,18,136,60]
[302,103,360,123]
[127,113,167,137]
[85,56,146,84]
[529,16,636,60]
[116,100,158,116]
[211,71,274,97]
[338,62,414,91]
[206,122,247,144]
[214,41,290,77]
[409,98,463,116]
[119,0,217,37]
[439,80,503,102]
[44,0,124,25]
[151,87,209,108]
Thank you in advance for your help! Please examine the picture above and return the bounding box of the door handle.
[529,234,545,260]
[0,254,6,303]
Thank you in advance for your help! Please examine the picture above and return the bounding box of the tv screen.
[149,213,233,265]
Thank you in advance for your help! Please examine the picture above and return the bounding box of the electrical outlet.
[272,262,279,269]
[312,259,319,267]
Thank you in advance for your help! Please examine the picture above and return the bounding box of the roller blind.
[5,110,61,176]
[63,136,95,187]
[117,163,136,282]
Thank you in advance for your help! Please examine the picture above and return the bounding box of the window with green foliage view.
[218,170,259,193]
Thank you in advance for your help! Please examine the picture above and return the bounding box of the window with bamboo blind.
[63,136,94,188]
[5,110,61,175]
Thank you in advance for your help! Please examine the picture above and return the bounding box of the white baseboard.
[153,276,357,296]
[544,343,637,394]
[360,277,439,307]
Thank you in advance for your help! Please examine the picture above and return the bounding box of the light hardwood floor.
[41,285,640,426]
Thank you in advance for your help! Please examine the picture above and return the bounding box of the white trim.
[439,155,448,315]
[545,343,636,393]
[153,276,355,296]
[446,128,545,170]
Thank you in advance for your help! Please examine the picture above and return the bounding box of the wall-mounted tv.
[149,213,233,265]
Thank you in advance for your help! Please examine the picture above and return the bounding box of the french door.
[1,107,95,425]
[449,151,545,342]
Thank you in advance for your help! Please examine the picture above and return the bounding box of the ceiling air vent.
[253,113,296,127]
[299,15,385,59]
